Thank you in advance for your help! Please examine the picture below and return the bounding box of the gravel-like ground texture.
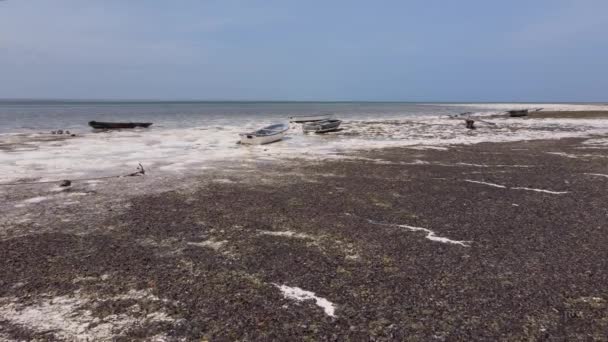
[1,136,607,341]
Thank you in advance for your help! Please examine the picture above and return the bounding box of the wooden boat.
[507,110,528,117]
[302,119,342,133]
[289,114,332,123]
[88,121,153,129]
[239,123,289,145]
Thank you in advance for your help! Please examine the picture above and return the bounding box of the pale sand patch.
[275,284,337,317]
[0,289,175,341]
[22,196,49,204]
[369,220,471,247]
[465,179,568,195]
[258,230,314,240]
[187,239,228,251]
[511,187,569,195]
[585,173,608,179]
[464,180,507,188]
[212,178,236,184]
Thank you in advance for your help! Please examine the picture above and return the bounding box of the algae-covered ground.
[1,136,607,341]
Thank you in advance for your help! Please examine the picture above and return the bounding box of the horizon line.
[1,98,607,104]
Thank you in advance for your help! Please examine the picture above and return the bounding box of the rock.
[465,119,476,130]
[59,180,72,187]
[51,130,57,134]
[65,130,70,134]
[71,134,76,137]
[57,129,64,134]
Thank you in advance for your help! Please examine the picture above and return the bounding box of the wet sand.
[1,136,607,340]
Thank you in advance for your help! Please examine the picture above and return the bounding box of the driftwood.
[126,163,146,177]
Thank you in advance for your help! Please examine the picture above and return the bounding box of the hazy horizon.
[1,0,607,101]
[1,98,607,104]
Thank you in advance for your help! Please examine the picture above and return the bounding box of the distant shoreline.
[1,99,608,105]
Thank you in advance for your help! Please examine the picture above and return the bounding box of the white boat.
[239,123,289,145]
[289,114,332,123]
[302,119,342,133]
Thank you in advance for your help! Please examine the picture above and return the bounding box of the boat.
[302,119,342,133]
[239,123,289,145]
[89,121,153,129]
[289,114,332,123]
[507,110,528,117]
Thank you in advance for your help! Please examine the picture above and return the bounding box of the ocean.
[2,100,608,133]
[1,101,607,183]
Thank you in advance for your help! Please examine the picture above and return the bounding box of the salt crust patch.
[465,179,569,194]
[583,137,608,146]
[464,180,507,188]
[259,230,314,239]
[275,284,337,317]
[369,220,471,247]
[585,173,608,179]
[0,289,175,341]
[187,239,227,251]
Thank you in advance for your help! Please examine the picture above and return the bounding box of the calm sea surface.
[0,101,560,133]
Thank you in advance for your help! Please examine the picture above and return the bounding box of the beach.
[1,108,607,340]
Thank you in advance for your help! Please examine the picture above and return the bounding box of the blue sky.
[0,0,607,101]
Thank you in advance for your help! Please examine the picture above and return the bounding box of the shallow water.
[1,101,607,183]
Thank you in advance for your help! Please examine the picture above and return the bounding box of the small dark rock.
[57,129,64,134]
[59,180,72,187]
[465,119,476,129]
[71,134,76,137]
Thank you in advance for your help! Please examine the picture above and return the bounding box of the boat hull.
[89,121,153,129]
[239,123,289,145]
[302,119,342,133]
[508,110,528,117]
[239,131,286,145]
[289,114,332,123]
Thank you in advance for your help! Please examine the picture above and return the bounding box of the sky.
[0,0,607,101]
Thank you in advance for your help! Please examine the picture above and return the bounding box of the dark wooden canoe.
[88,121,153,129]
[508,110,528,117]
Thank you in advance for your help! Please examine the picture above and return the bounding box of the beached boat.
[289,114,332,123]
[239,123,289,145]
[89,121,153,129]
[302,119,342,133]
[507,110,528,117]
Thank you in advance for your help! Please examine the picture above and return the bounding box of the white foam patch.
[369,220,471,247]
[275,284,337,317]
[464,180,507,188]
